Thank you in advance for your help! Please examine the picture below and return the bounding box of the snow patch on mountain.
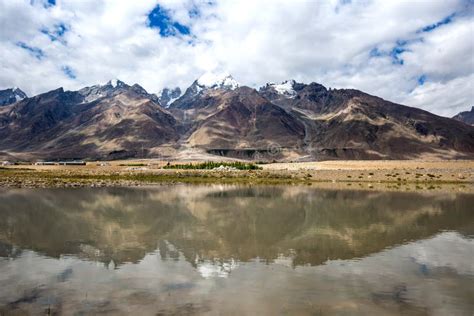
[197,72,239,90]
[108,79,126,88]
[0,87,27,106]
[270,80,297,98]
[158,87,182,108]
[79,79,129,103]
[167,95,180,107]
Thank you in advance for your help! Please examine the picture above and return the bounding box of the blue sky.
[0,0,473,116]
[147,4,190,36]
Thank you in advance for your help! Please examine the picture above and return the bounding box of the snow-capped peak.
[158,87,182,108]
[12,88,27,100]
[197,72,239,90]
[78,79,128,103]
[107,79,125,88]
[0,87,27,106]
[270,80,296,98]
[11,87,26,101]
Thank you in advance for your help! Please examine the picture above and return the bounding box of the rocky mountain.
[164,75,305,158]
[158,87,181,107]
[79,79,160,104]
[170,73,239,110]
[453,107,474,125]
[0,87,27,106]
[259,80,474,159]
[0,81,177,160]
[178,86,305,152]
[0,75,473,161]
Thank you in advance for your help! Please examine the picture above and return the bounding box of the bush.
[119,163,148,166]
[163,161,261,170]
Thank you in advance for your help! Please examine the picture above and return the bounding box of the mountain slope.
[0,83,177,160]
[180,87,305,153]
[259,80,474,159]
[453,107,474,126]
[170,73,239,110]
[158,87,181,107]
[0,87,27,106]
[0,77,473,161]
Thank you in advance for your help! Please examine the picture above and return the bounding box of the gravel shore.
[1,160,473,192]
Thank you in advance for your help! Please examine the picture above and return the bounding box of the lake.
[0,185,473,315]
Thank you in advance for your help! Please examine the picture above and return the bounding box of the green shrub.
[162,161,261,170]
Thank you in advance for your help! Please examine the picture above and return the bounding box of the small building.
[34,161,56,165]
[58,161,86,166]
[1,161,14,166]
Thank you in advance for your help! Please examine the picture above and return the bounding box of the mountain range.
[0,74,473,161]
[452,106,474,126]
[0,87,27,106]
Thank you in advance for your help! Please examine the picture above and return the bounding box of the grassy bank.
[0,166,472,191]
[0,168,297,187]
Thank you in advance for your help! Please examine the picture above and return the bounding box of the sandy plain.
[1,159,472,193]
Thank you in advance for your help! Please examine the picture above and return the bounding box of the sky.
[0,0,473,116]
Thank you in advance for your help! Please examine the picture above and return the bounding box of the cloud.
[0,0,472,116]
[16,41,45,59]
[61,65,76,79]
[403,73,474,117]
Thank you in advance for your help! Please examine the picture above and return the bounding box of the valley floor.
[0,160,473,192]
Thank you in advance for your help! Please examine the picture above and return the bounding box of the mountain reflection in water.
[0,185,473,315]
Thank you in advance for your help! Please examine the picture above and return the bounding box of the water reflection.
[0,185,473,315]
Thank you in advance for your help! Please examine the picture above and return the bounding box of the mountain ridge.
[0,77,473,161]
[453,106,474,126]
[0,87,27,106]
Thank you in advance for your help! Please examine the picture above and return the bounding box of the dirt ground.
[1,159,473,191]
[0,159,474,185]
[7,159,473,180]
[262,160,474,171]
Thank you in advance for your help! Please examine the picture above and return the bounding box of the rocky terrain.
[158,87,181,108]
[1,159,473,190]
[0,80,178,160]
[453,106,474,125]
[0,74,473,161]
[259,80,474,159]
[0,87,27,106]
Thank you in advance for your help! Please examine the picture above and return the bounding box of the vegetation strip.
[0,167,472,190]
[162,161,261,170]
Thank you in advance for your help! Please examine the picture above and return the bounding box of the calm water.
[0,185,473,315]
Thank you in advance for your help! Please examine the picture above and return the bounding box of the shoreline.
[1,160,473,192]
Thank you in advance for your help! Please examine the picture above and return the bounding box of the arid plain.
[1,159,473,193]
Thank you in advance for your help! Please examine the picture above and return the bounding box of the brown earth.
[1,80,473,161]
[1,160,472,192]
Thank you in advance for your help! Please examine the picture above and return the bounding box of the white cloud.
[403,73,474,117]
[0,0,472,116]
